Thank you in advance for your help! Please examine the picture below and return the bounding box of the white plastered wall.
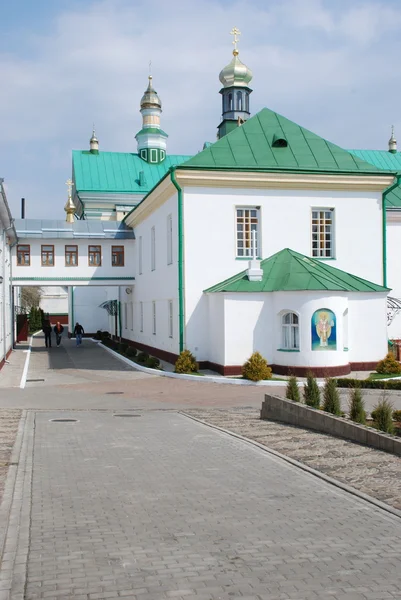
[184,186,384,361]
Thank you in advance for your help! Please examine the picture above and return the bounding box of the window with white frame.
[139,236,143,274]
[152,301,156,334]
[140,302,143,332]
[312,209,334,258]
[236,207,260,257]
[168,300,173,338]
[151,227,156,271]
[281,312,299,349]
[167,214,173,265]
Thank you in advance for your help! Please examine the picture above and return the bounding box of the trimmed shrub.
[348,385,366,425]
[137,352,149,364]
[242,352,272,382]
[101,331,111,340]
[94,330,102,340]
[146,356,160,369]
[174,350,199,374]
[322,378,341,415]
[371,397,394,434]
[286,375,300,402]
[376,352,401,375]
[336,378,401,390]
[393,409,401,422]
[303,371,320,408]
[125,347,137,358]
[118,343,129,355]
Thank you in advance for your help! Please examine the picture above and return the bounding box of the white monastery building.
[4,29,401,376]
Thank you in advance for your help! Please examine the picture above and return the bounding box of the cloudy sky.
[1,0,400,219]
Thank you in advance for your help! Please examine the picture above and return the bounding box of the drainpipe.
[2,230,6,362]
[382,174,401,288]
[170,168,184,353]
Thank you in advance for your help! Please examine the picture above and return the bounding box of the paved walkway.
[6,410,401,600]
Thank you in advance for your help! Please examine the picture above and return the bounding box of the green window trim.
[343,347,349,351]
[235,256,262,261]
[277,348,300,352]
[314,257,336,261]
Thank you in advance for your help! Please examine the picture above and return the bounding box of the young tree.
[286,375,300,402]
[21,287,42,310]
[348,385,366,424]
[303,371,321,408]
[323,378,341,415]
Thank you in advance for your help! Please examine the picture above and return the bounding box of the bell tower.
[135,75,168,164]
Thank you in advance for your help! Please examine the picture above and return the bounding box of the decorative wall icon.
[311,309,336,351]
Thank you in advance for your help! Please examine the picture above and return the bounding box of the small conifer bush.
[125,347,137,358]
[286,375,300,402]
[303,371,320,408]
[242,352,272,382]
[322,378,341,416]
[137,351,149,364]
[372,396,394,434]
[174,349,199,374]
[146,356,160,369]
[348,385,366,425]
[376,352,401,375]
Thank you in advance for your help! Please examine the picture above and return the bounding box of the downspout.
[170,168,184,353]
[382,174,401,288]
[2,230,6,362]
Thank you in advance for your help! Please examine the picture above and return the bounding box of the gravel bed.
[0,409,22,503]
[184,407,401,511]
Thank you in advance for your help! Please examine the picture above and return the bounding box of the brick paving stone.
[18,410,401,599]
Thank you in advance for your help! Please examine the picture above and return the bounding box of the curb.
[97,341,319,387]
[180,411,401,521]
[0,411,35,599]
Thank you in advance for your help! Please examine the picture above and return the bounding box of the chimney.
[246,229,263,281]
[21,198,25,219]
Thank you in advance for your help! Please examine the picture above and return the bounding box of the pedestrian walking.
[54,321,64,346]
[74,322,84,346]
[42,319,52,348]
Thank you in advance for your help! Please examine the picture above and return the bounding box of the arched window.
[237,92,242,111]
[228,93,233,111]
[282,312,299,349]
[245,93,249,112]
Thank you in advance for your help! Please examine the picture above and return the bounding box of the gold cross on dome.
[230,26,241,52]
[65,178,74,197]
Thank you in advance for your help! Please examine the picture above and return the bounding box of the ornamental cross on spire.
[230,26,241,54]
[65,178,74,198]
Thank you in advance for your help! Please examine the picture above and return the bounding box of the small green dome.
[219,52,253,88]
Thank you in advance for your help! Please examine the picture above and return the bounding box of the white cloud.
[0,0,401,217]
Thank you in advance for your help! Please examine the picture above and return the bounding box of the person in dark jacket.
[42,319,52,348]
[54,322,64,346]
[74,322,84,346]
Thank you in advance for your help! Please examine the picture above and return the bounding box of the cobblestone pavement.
[184,408,401,511]
[0,410,21,502]
[17,410,401,600]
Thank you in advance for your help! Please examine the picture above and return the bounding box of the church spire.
[64,179,75,223]
[217,27,253,140]
[389,125,397,154]
[90,126,99,154]
[135,74,168,164]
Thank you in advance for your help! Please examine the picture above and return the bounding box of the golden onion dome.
[219,51,253,88]
[140,76,162,109]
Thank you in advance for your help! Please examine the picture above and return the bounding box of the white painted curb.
[19,331,40,389]
[96,340,323,387]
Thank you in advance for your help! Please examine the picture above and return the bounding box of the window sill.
[277,348,300,352]
[313,257,336,261]
[343,347,349,351]
[236,257,262,261]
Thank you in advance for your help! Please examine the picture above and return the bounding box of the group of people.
[42,317,85,348]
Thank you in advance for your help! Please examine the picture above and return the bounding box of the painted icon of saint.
[316,311,334,347]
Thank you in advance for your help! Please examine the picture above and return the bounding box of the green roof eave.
[177,163,396,177]
[204,248,390,294]
[135,127,169,138]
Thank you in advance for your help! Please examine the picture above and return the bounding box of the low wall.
[260,394,401,457]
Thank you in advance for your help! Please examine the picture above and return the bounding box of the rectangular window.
[150,149,157,163]
[17,245,30,266]
[151,226,156,271]
[65,245,78,266]
[112,245,124,266]
[140,302,143,332]
[139,236,143,274]
[152,301,156,334]
[167,214,173,265]
[312,209,334,258]
[41,245,54,266]
[168,300,173,338]
[236,207,259,257]
[88,245,101,266]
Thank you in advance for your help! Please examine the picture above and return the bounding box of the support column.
[67,286,74,337]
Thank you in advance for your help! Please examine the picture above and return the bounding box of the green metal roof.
[348,149,401,171]
[135,127,168,137]
[72,151,191,194]
[183,108,387,174]
[204,248,389,293]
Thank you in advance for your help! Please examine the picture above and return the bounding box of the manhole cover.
[49,419,78,423]
[113,414,141,418]
[106,392,124,395]
[27,379,45,382]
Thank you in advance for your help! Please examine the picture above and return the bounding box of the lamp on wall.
[125,288,132,294]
